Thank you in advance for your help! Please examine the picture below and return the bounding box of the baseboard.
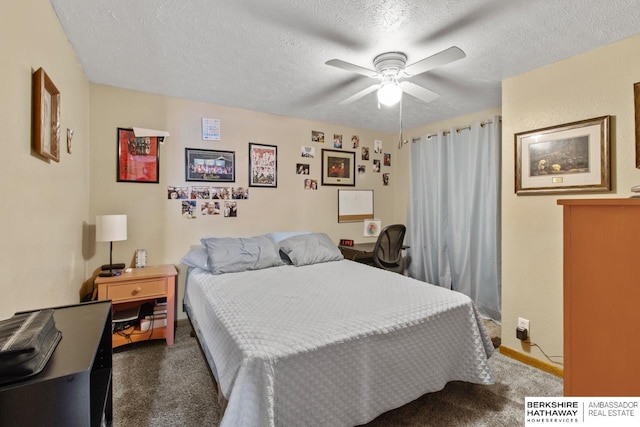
[499,345,564,378]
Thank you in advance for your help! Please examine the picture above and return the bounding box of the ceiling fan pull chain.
[397,101,404,149]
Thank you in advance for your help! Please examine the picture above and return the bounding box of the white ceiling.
[50,0,640,134]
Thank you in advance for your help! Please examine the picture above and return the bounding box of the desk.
[339,242,376,262]
[339,243,409,263]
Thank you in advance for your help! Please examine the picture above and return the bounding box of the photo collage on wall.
[167,185,247,219]
[306,130,391,189]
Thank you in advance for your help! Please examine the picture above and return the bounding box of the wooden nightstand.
[95,264,177,348]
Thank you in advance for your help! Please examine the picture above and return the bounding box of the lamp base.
[98,270,122,277]
[101,263,125,271]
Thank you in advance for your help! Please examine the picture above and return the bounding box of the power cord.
[523,339,564,365]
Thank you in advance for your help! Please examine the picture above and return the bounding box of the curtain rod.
[411,117,502,143]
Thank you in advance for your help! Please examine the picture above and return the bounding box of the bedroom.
[2,0,640,424]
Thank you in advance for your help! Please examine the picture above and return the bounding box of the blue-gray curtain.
[407,116,501,322]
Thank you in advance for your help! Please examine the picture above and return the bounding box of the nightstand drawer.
[106,278,167,302]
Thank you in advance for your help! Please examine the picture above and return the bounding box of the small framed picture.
[117,128,160,183]
[249,143,277,187]
[185,148,235,182]
[32,68,60,162]
[321,149,355,186]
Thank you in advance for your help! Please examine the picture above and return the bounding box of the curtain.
[407,116,501,322]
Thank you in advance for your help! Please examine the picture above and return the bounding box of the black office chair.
[372,224,407,274]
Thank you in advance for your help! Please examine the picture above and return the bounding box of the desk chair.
[372,224,406,274]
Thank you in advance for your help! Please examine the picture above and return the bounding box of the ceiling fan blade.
[400,81,439,103]
[404,46,466,77]
[339,84,380,105]
[326,59,377,78]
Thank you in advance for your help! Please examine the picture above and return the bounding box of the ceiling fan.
[325,46,466,106]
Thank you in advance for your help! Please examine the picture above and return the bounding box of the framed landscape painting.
[514,116,610,195]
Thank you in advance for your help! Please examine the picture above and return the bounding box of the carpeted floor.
[112,319,561,426]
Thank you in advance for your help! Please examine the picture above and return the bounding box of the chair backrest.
[372,224,406,271]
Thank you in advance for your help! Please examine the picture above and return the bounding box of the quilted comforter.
[184,260,494,427]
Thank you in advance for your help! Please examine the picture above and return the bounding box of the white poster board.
[338,189,374,222]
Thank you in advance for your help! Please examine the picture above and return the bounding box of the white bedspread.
[184,260,495,427]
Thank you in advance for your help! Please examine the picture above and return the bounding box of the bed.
[182,232,495,427]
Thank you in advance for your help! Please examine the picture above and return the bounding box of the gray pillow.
[200,235,284,274]
[278,233,344,266]
[180,247,209,271]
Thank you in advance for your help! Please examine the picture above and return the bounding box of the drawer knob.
[133,286,142,294]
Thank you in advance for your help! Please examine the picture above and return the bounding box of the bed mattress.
[184,260,494,427]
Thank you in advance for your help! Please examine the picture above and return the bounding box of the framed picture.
[32,68,60,162]
[117,128,160,183]
[321,149,356,186]
[514,116,611,195]
[248,143,277,187]
[185,148,235,182]
[635,82,640,168]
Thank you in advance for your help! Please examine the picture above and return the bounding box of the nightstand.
[95,264,177,348]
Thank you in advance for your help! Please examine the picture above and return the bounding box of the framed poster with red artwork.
[117,128,160,183]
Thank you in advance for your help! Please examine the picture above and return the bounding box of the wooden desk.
[339,243,409,263]
[339,243,376,261]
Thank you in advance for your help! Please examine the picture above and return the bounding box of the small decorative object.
[117,128,160,183]
[135,249,146,268]
[363,220,382,237]
[66,128,74,154]
[515,116,611,195]
[185,148,235,182]
[249,143,277,187]
[95,215,127,277]
[333,134,343,149]
[321,149,356,186]
[31,68,60,162]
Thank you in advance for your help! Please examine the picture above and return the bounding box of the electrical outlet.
[518,317,530,332]
[516,317,530,340]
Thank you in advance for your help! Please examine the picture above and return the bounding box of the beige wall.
[501,34,640,364]
[88,84,400,318]
[0,0,90,319]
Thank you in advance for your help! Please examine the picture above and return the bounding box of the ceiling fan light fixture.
[377,80,402,106]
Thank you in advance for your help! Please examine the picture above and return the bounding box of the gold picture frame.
[32,68,60,162]
[515,116,611,195]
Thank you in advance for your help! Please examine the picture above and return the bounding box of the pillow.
[266,231,312,243]
[180,247,210,271]
[277,233,344,266]
[200,235,284,274]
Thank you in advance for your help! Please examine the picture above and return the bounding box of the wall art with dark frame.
[32,67,60,162]
[321,149,356,186]
[185,148,235,182]
[248,142,277,187]
[514,115,611,195]
[117,127,160,183]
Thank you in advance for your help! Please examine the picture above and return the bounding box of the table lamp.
[96,214,127,277]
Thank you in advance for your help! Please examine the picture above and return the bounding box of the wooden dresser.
[558,199,640,396]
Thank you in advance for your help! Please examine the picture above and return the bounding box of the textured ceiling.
[50,0,640,133]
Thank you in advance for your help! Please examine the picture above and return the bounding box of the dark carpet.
[112,320,561,426]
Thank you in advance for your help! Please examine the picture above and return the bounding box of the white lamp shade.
[96,214,127,242]
[377,82,403,106]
